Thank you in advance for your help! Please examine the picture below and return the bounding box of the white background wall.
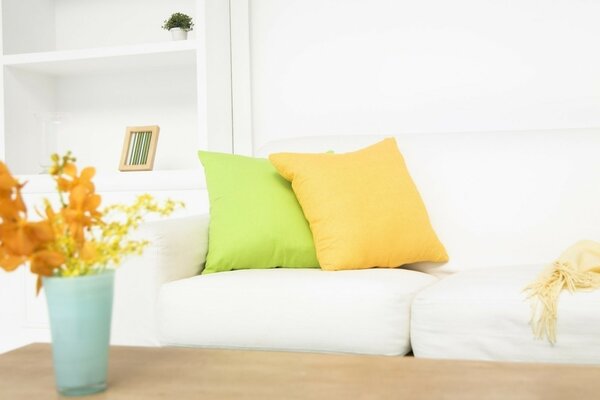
[248,0,600,151]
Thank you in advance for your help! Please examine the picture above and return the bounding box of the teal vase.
[43,270,115,397]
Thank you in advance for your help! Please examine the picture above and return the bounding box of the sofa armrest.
[111,214,209,346]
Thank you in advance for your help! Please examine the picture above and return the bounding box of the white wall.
[248,0,600,151]
[2,0,54,54]
[4,68,56,174]
[205,0,234,153]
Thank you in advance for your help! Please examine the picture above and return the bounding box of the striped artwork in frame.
[119,126,160,171]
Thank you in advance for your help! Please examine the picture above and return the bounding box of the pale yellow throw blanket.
[525,240,600,344]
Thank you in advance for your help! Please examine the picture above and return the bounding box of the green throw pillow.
[198,151,319,273]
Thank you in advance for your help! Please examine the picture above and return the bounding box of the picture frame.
[119,125,160,171]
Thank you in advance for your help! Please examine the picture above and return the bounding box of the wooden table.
[1,344,599,399]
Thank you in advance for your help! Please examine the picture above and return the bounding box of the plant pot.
[43,271,115,397]
[170,28,188,41]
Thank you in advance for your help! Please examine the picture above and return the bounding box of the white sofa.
[113,128,600,364]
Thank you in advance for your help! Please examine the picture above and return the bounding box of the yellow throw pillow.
[269,138,448,271]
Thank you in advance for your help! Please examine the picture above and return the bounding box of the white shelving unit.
[0,0,225,181]
[0,0,232,352]
[3,40,198,75]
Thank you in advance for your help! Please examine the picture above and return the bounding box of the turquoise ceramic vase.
[43,270,115,397]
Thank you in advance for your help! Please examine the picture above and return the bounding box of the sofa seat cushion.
[411,265,600,364]
[157,268,437,355]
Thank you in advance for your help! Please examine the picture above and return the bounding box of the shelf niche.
[4,64,199,175]
[2,0,197,55]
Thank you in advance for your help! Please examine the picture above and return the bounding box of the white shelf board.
[2,41,198,76]
[18,168,206,194]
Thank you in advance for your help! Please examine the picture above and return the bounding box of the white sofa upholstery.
[113,128,600,362]
[411,265,600,364]
[111,214,209,346]
[114,215,437,356]
[158,268,436,355]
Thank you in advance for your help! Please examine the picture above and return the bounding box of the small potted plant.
[162,12,194,41]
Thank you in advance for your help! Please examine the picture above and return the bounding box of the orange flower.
[0,162,20,193]
[30,250,65,276]
[62,184,102,244]
[0,219,53,257]
[0,162,26,220]
[56,164,95,194]
[0,247,26,271]
[31,250,66,294]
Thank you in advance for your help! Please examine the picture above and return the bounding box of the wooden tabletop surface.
[1,343,599,399]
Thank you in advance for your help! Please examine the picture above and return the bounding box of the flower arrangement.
[0,152,181,292]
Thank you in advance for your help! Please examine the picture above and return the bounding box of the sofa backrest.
[257,128,600,275]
